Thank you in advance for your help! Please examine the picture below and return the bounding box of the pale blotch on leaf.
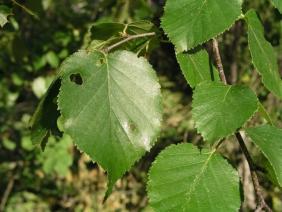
[122,120,131,135]
[64,118,73,129]
[139,134,150,151]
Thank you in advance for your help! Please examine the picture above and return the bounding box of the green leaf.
[147,143,241,212]
[271,0,282,13]
[263,156,280,187]
[58,50,162,196]
[176,49,220,88]
[245,10,282,99]
[30,78,61,149]
[40,135,73,177]
[192,82,258,143]
[258,102,274,126]
[246,125,282,187]
[31,77,48,98]
[0,5,12,27]
[21,136,34,151]
[161,0,242,52]
[3,138,16,150]
[45,51,60,68]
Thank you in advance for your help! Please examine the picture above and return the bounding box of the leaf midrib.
[249,25,274,71]
[185,149,216,206]
[188,54,205,81]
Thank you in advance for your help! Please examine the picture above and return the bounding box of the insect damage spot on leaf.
[96,57,105,67]
[122,120,137,134]
[69,73,83,85]
[129,121,137,132]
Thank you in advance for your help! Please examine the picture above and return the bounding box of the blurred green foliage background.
[0,0,281,211]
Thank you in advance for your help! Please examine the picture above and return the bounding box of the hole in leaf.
[70,73,83,85]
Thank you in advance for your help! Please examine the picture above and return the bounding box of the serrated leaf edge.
[245,127,282,187]
[244,10,282,99]
[191,82,259,144]
[146,143,241,211]
[56,49,163,199]
[161,1,244,52]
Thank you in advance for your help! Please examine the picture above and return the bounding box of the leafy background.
[0,0,281,211]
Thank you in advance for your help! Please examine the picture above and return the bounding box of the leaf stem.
[212,38,272,212]
[103,32,156,53]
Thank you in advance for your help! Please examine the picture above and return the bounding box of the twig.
[11,0,39,19]
[212,38,272,212]
[0,176,15,212]
[236,133,272,212]
[212,38,227,85]
[103,32,156,53]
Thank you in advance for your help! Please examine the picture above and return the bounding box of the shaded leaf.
[58,50,162,196]
[147,143,241,212]
[30,78,61,149]
[246,125,282,187]
[89,21,159,54]
[192,82,258,143]
[176,49,220,88]
[245,10,282,99]
[90,21,154,41]
[161,0,242,52]
[263,156,281,187]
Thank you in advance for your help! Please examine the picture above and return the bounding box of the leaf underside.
[147,143,241,212]
[245,10,282,99]
[161,0,242,52]
[176,49,220,88]
[246,125,282,187]
[192,82,258,143]
[30,79,61,149]
[58,50,162,196]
